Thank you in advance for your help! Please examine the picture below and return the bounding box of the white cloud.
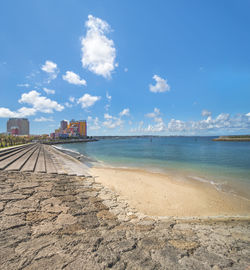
[202,109,212,117]
[65,102,73,108]
[41,60,59,82]
[168,119,186,132]
[0,107,36,118]
[81,15,117,78]
[17,83,30,88]
[131,111,250,134]
[119,108,130,117]
[246,112,250,117]
[77,93,100,108]
[106,91,112,101]
[43,88,55,95]
[62,71,86,86]
[34,117,54,122]
[41,60,57,73]
[105,91,112,111]
[19,90,64,113]
[145,108,160,118]
[88,116,101,130]
[69,96,75,103]
[103,118,123,129]
[102,112,124,129]
[149,75,170,93]
[167,113,250,133]
[0,90,63,118]
[104,113,113,119]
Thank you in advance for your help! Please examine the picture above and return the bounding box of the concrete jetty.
[0,143,90,176]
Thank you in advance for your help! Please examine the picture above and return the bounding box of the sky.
[0,0,250,136]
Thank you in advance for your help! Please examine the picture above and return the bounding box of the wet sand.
[90,166,250,217]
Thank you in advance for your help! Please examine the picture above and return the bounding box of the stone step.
[21,146,41,172]
[0,144,32,157]
[5,146,39,171]
[0,144,33,161]
[50,146,90,177]
[44,147,57,174]
[34,147,46,173]
[0,144,37,170]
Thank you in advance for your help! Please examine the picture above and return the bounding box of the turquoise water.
[57,137,250,199]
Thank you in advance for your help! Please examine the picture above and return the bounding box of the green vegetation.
[0,135,34,149]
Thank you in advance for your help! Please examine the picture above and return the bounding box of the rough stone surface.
[0,171,249,270]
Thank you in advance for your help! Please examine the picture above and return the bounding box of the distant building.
[51,119,87,138]
[68,120,87,137]
[60,120,68,130]
[7,118,29,135]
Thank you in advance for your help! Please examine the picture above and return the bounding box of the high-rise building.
[7,118,29,135]
[68,120,87,137]
[60,120,68,130]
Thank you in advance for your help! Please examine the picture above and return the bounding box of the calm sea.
[57,137,250,200]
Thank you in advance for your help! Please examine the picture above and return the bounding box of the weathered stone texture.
[0,171,249,270]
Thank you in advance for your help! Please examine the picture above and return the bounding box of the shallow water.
[57,137,250,200]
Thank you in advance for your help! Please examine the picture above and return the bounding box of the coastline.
[54,144,250,219]
[90,166,250,218]
[1,144,250,269]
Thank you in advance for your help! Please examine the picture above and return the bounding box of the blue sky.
[0,0,250,135]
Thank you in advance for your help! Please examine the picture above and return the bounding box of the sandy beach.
[90,166,250,218]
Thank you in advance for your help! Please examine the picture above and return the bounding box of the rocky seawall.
[213,136,250,141]
[0,170,249,270]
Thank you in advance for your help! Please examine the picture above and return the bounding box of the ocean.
[57,136,250,200]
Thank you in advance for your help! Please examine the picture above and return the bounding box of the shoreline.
[90,165,250,218]
[54,144,250,219]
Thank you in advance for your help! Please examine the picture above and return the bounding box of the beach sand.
[90,166,250,217]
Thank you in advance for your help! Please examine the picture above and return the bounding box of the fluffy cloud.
[106,91,112,101]
[168,113,250,132]
[102,112,124,129]
[77,94,100,108]
[104,113,113,119]
[0,107,36,118]
[131,111,250,134]
[105,91,112,111]
[149,75,170,93]
[19,90,64,113]
[0,90,63,118]
[119,108,130,117]
[43,88,55,95]
[145,108,160,118]
[246,112,250,117]
[88,116,101,130]
[41,60,59,82]
[202,109,212,117]
[41,60,57,73]
[34,117,54,122]
[81,15,117,78]
[103,118,123,129]
[62,71,86,86]
[64,102,73,108]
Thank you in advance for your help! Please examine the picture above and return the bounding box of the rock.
[55,213,77,225]
[168,239,200,251]
[0,171,249,270]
